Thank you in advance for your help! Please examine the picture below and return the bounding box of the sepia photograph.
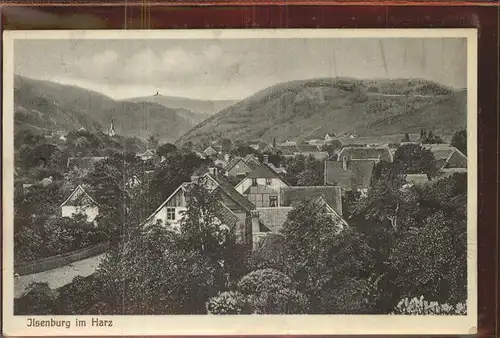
[3,29,477,335]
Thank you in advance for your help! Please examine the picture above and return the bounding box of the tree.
[354,175,419,231]
[156,143,177,158]
[420,129,444,144]
[85,152,147,234]
[451,129,467,155]
[148,152,208,214]
[388,211,467,304]
[281,201,376,313]
[179,182,232,267]
[57,275,104,315]
[283,155,306,186]
[296,155,323,186]
[96,224,220,314]
[393,143,438,178]
[322,140,342,157]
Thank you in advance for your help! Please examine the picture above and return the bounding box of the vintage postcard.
[3,29,477,336]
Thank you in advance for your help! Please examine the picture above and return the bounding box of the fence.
[15,242,109,276]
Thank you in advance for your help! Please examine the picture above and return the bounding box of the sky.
[14,37,467,101]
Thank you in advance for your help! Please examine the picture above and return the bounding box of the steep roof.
[206,173,256,212]
[338,147,393,162]
[224,156,244,171]
[324,159,376,190]
[424,144,467,170]
[144,182,240,228]
[246,163,281,179]
[217,204,240,228]
[60,185,97,208]
[203,146,218,154]
[137,149,155,157]
[280,186,343,215]
[256,207,293,233]
[243,154,260,168]
[67,157,107,170]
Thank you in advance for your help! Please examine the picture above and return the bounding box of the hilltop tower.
[108,119,116,137]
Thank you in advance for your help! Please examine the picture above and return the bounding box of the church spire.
[108,119,116,137]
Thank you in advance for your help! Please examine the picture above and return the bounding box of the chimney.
[342,156,349,170]
[263,155,269,164]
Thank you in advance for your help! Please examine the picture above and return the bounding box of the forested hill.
[126,95,236,117]
[177,78,466,145]
[14,75,201,143]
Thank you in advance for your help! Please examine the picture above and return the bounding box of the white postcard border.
[2,28,478,336]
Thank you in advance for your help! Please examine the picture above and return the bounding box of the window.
[252,178,258,186]
[265,178,272,186]
[269,196,278,207]
[166,207,176,221]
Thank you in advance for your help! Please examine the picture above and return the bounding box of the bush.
[237,268,293,295]
[206,291,249,314]
[56,275,104,315]
[392,296,466,315]
[15,282,58,315]
[207,269,309,315]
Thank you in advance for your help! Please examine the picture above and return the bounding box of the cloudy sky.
[15,37,467,100]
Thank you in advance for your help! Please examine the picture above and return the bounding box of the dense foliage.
[14,129,467,316]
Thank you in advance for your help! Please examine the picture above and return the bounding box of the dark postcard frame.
[1,2,498,338]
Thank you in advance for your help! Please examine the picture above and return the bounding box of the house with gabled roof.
[137,149,155,161]
[203,145,218,157]
[235,163,289,207]
[324,157,377,194]
[252,185,347,248]
[225,156,253,178]
[60,185,99,224]
[423,144,467,171]
[143,168,257,245]
[337,146,393,163]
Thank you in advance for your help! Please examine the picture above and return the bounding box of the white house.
[60,185,99,224]
[137,149,155,161]
[143,170,256,244]
[144,182,191,229]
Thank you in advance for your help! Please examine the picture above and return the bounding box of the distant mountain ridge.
[177,77,466,145]
[14,75,201,143]
[126,95,237,117]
